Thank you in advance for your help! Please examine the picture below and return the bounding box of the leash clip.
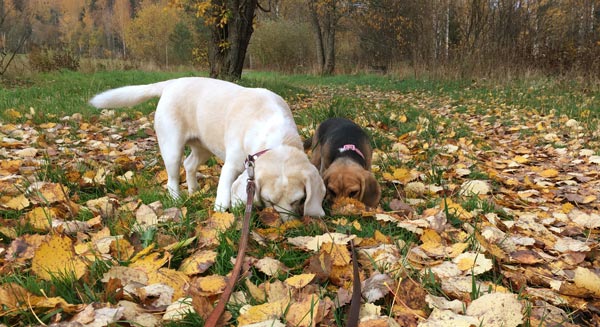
[244,149,269,181]
[245,155,255,181]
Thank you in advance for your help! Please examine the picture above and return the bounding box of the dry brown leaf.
[288,233,355,252]
[453,252,493,275]
[285,295,321,327]
[362,273,393,303]
[465,293,523,327]
[320,242,351,266]
[163,297,194,321]
[254,257,288,276]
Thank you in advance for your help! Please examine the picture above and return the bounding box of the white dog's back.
[89,77,244,109]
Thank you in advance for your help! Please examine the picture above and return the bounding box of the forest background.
[1,0,600,80]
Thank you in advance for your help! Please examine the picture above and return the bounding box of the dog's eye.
[349,191,359,198]
[327,188,337,197]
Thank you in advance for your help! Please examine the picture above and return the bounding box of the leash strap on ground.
[346,236,361,327]
[204,155,257,327]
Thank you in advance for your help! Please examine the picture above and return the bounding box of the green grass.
[1,70,599,326]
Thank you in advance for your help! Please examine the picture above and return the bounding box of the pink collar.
[338,144,365,160]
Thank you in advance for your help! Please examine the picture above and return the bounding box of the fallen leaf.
[179,250,217,275]
[254,257,288,276]
[573,267,600,297]
[465,293,523,327]
[31,234,87,280]
[285,273,315,288]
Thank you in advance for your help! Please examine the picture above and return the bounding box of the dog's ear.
[303,166,326,217]
[360,171,381,208]
[231,171,261,207]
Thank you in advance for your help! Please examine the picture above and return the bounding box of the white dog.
[90,77,325,220]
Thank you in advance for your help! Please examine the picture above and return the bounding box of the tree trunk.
[308,0,336,75]
[323,12,335,75]
[207,0,258,81]
[309,3,326,72]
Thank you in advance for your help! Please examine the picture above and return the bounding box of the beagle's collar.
[338,144,365,160]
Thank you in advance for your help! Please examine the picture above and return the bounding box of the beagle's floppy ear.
[303,167,326,217]
[231,170,261,207]
[360,171,381,208]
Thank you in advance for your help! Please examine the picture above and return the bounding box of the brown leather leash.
[204,152,263,327]
[346,236,361,327]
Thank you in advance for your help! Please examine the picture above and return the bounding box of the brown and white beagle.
[306,117,381,208]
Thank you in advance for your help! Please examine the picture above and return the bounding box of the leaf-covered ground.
[1,76,600,327]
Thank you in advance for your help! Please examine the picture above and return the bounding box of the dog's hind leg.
[184,141,211,194]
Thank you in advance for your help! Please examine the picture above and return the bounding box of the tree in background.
[0,0,32,76]
[173,0,261,81]
[170,20,195,64]
[1,0,599,77]
[125,3,179,66]
[307,0,351,75]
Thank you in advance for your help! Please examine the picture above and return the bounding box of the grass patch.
[1,70,599,326]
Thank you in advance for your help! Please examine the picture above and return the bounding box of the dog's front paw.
[214,192,231,212]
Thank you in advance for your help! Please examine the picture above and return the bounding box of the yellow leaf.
[456,256,475,271]
[581,195,597,204]
[373,230,390,244]
[28,182,69,204]
[245,279,266,302]
[237,299,288,326]
[31,235,87,280]
[561,202,574,214]
[148,268,190,300]
[420,229,442,244]
[0,283,83,316]
[539,168,559,178]
[574,267,600,297]
[2,194,30,210]
[453,252,493,275]
[391,168,419,184]
[129,251,170,273]
[513,155,529,164]
[25,207,59,231]
[208,211,235,231]
[178,250,217,275]
[440,199,472,221]
[5,108,22,119]
[39,122,56,129]
[320,242,351,266]
[285,273,315,289]
[195,275,226,296]
[449,242,469,258]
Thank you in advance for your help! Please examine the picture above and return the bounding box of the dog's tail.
[89,80,171,109]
